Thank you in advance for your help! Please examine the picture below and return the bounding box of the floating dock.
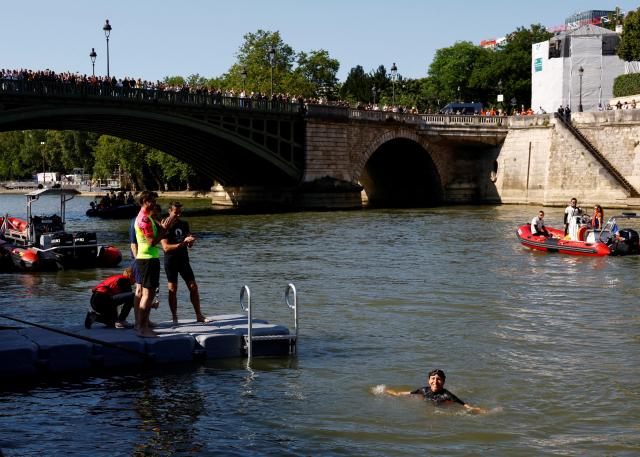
[0,285,299,383]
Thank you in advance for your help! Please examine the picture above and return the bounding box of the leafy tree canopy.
[618,8,640,62]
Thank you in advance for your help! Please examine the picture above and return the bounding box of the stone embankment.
[496,110,640,208]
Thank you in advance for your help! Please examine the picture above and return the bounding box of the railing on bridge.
[0,77,509,126]
[0,78,304,114]
[305,104,507,126]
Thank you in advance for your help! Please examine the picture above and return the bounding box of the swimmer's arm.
[384,388,416,397]
[462,403,487,414]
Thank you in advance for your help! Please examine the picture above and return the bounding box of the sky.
[1,1,638,83]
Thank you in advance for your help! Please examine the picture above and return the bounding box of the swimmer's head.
[428,369,446,381]
[428,369,446,393]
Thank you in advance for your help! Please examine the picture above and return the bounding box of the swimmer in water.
[385,369,486,413]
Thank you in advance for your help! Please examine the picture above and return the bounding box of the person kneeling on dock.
[85,267,135,329]
[531,211,551,237]
[385,369,486,413]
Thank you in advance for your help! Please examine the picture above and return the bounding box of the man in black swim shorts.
[160,201,209,324]
[385,369,485,413]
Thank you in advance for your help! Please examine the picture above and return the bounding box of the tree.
[229,29,296,96]
[493,24,552,109]
[428,41,492,104]
[296,49,340,98]
[145,150,196,190]
[340,65,373,103]
[618,8,640,62]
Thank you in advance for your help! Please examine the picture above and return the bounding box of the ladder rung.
[244,335,296,341]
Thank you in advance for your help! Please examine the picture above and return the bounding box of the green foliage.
[425,24,552,110]
[161,30,339,98]
[92,136,197,190]
[296,50,340,98]
[340,65,373,103]
[613,73,640,97]
[163,75,186,86]
[229,29,296,95]
[618,8,640,62]
[429,41,492,103]
[145,150,196,190]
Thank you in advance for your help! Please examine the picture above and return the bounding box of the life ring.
[577,226,588,241]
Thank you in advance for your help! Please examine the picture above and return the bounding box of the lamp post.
[268,46,276,99]
[578,66,584,112]
[372,85,377,105]
[40,141,46,178]
[510,97,517,115]
[89,48,97,77]
[457,85,461,102]
[241,66,247,93]
[103,19,112,79]
[390,62,398,105]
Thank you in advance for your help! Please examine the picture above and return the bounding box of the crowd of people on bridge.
[0,67,575,117]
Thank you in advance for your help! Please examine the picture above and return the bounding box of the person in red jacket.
[85,267,135,329]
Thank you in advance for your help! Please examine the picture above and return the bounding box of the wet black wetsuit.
[164,219,195,283]
[410,387,465,405]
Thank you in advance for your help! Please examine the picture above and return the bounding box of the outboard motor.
[609,228,640,256]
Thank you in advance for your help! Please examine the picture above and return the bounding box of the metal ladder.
[240,284,298,360]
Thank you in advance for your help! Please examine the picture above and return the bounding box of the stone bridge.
[0,78,509,208]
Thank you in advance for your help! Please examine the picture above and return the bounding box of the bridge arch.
[358,130,444,207]
[0,105,303,186]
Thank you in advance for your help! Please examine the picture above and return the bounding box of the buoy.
[98,246,122,267]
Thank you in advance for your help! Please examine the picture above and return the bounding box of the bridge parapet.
[0,78,303,114]
[305,104,507,127]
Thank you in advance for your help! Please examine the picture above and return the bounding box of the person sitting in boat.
[591,204,604,230]
[126,191,135,205]
[385,369,486,413]
[99,194,110,209]
[564,198,583,236]
[85,267,136,329]
[531,210,551,237]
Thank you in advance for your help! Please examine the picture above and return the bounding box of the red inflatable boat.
[516,213,640,257]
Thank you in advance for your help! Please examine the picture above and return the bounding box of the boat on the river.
[0,188,122,271]
[516,213,640,257]
[86,200,140,219]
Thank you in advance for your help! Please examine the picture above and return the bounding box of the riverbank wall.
[496,111,640,208]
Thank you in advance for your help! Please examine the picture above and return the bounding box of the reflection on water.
[0,196,639,455]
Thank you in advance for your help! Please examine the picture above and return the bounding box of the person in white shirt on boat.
[564,198,583,236]
[531,210,550,237]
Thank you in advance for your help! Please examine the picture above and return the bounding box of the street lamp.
[268,46,276,99]
[241,66,247,93]
[457,85,461,102]
[510,97,517,115]
[103,19,112,79]
[578,66,584,112]
[372,85,377,105]
[89,48,97,77]
[40,141,46,177]
[390,62,398,105]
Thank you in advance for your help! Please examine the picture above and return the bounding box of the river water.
[0,194,638,456]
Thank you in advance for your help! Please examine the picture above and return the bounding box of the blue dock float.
[0,285,299,383]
